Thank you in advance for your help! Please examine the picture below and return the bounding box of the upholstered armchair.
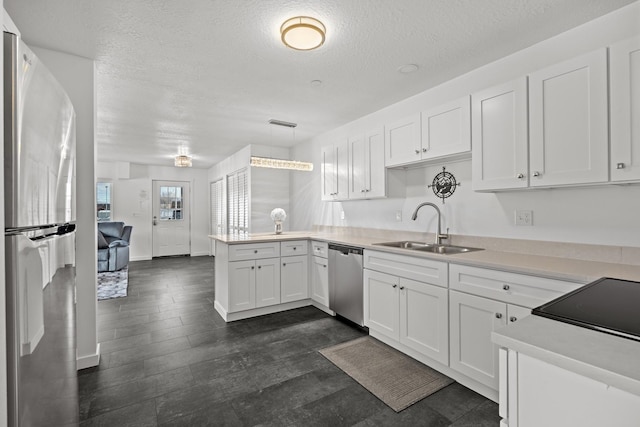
[97,222,132,272]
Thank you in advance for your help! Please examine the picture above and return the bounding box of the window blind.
[226,168,248,236]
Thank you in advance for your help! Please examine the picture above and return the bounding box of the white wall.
[97,162,210,259]
[290,2,640,248]
[31,45,100,369]
[208,144,292,235]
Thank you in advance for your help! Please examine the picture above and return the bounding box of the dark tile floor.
[79,255,499,426]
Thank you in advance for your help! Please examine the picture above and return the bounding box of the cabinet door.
[280,255,308,303]
[385,113,421,167]
[472,78,529,191]
[529,49,608,187]
[363,269,399,340]
[348,133,367,199]
[310,255,329,307]
[255,258,280,308]
[399,277,449,365]
[321,142,349,200]
[320,144,337,200]
[335,139,350,200]
[450,290,507,389]
[365,127,386,198]
[228,260,256,312]
[421,96,471,160]
[610,35,640,182]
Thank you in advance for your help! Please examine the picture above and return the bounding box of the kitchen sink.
[373,241,483,255]
[374,241,431,249]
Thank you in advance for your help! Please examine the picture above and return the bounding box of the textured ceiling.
[5,0,636,168]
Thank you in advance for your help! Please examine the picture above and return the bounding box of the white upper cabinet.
[421,96,471,160]
[472,78,529,191]
[610,35,640,182]
[529,48,609,187]
[321,140,349,201]
[385,98,471,168]
[385,113,421,167]
[348,127,386,199]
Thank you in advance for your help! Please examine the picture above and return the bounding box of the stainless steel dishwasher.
[328,243,364,326]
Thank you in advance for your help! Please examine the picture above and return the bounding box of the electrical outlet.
[395,210,402,222]
[340,210,345,220]
[515,210,533,226]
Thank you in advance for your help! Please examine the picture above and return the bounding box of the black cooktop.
[532,277,640,342]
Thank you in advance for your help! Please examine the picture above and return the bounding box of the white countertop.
[211,231,640,283]
[492,315,640,396]
[213,230,640,394]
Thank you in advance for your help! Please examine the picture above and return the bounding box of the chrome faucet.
[411,202,449,245]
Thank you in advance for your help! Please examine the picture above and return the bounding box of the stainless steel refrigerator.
[4,31,78,426]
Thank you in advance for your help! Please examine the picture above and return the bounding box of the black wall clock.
[428,166,460,204]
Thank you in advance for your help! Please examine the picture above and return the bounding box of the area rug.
[319,336,454,412]
[97,267,128,300]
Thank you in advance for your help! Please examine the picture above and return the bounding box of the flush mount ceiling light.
[251,156,313,171]
[174,155,192,167]
[280,16,326,51]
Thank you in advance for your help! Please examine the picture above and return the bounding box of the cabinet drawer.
[449,264,583,308]
[281,240,308,256]
[364,250,448,287]
[311,241,328,258]
[228,242,280,261]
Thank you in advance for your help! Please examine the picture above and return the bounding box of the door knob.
[503,284,510,291]
[533,171,541,177]
[392,284,398,288]
[495,313,503,319]
[422,148,427,152]
[510,316,517,322]
[153,216,157,226]
[516,173,525,179]
[415,149,420,154]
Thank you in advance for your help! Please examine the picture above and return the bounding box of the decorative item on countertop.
[271,208,287,234]
[428,166,460,204]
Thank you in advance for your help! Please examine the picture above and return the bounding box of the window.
[159,186,184,220]
[227,168,248,236]
[96,182,112,221]
[210,179,224,235]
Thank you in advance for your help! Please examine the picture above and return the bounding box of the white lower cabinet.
[310,255,329,307]
[228,260,257,312]
[281,255,308,303]
[449,290,507,389]
[364,251,449,365]
[364,269,400,340]
[399,277,449,365]
[500,349,640,427]
[449,263,582,392]
[230,258,282,311]
[255,258,281,308]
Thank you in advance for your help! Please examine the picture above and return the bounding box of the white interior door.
[152,180,191,257]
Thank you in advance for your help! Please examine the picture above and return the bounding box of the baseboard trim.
[190,251,210,257]
[215,299,312,322]
[77,343,101,370]
[130,255,152,261]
